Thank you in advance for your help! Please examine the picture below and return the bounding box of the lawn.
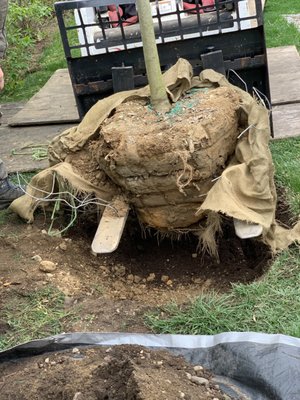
[264,0,300,50]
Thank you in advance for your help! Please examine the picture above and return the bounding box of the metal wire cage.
[55,0,270,118]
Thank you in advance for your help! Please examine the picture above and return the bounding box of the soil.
[0,210,271,329]
[0,344,233,400]
[89,86,241,229]
[0,186,293,398]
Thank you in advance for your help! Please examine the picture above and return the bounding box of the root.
[175,150,194,195]
[195,212,223,261]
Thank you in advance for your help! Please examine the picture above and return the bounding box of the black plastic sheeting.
[1,332,299,400]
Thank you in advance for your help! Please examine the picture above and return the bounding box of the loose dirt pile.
[0,345,232,400]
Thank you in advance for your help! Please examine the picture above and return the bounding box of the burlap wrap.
[10,59,300,252]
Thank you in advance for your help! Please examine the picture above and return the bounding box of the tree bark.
[136,0,171,113]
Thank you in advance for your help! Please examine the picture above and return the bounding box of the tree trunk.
[136,0,171,113]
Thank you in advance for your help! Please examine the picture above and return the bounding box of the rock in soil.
[39,260,57,273]
[0,345,233,400]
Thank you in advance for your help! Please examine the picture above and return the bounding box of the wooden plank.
[91,197,129,254]
[8,69,80,126]
[272,103,300,139]
[0,102,75,173]
[267,46,300,105]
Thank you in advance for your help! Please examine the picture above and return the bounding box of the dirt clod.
[39,260,57,273]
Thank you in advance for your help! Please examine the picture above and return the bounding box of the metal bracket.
[112,66,135,93]
[201,50,225,75]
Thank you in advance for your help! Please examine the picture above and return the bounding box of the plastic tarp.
[1,331,299,400]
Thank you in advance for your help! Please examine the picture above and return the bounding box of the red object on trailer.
[107,0,216,27]
[183,0,215,13]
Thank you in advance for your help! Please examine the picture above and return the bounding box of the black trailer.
[54,0,270,119]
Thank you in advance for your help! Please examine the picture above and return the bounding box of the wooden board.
[267,46,300,105]
[272,103,300,139]
[0,103,75,173]
[8,69,80,126]
[91,198,129,254]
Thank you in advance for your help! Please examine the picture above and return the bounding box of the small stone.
[32,255,42,262]
[39,261,57,273]
[41,229,47,235]
[156,360,163,366]
[72,347,80,354]
[161,275,169,283]
[146,273,156,282]
[166,279,173,286]
[190,376,209,386]
[179,392,185,398]
[64,296,74,306]
[186,372,192,380]
[59,242,67,251]
[133,275,142,284]
[44,358,50,364]
[193,365,204,372]
[49,229,62,238]
[50,361,56,366]
[99,266,109,274]
[127,274,134,282]
[113,265,126,277]
[192,253,198,258]
[212,398,219,400]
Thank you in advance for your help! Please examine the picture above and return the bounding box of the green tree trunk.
[136,0,171,113]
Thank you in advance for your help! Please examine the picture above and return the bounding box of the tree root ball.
[90,86,242,230]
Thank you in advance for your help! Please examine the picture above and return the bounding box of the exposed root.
[195,212,223,261]
[175,150,194,195]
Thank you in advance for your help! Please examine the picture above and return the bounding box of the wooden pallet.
[8,69,80,127]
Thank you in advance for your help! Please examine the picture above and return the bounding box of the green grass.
[270,137,300,214]
[0,286,76,350]
[0,209,13,227]
[264,0,300,50]
[1,28,66,103]
[146,136,300,337]
[146,247,300,336]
